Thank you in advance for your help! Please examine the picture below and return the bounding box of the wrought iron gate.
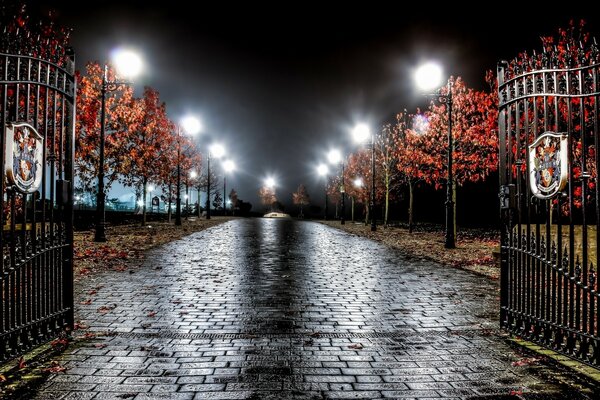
[498,42,600,367]
[0,48,75,362]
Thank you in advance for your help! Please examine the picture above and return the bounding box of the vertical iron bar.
[524,74,532,327]
[567,72,576,333]
[579,68,587,334]
[498,62,509,327]
[594,66,600,337]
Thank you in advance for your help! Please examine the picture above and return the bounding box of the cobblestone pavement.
[31,219,592,399]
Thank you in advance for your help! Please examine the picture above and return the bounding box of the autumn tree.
[292,184,310,217]
[326,175,342,219]
[213,192,223,210]
[344,150,385,224]
[201,169,220,212]
[259,186,277,211]
[76,62,136,196]
[116,87,175,226]
[376,124,402,225]
[420,76,498,237]
[394,111,429,233]
[229,189,239,215]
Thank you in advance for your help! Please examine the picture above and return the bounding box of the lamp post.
[190,170,198,216]
[223,160,235,215]
[95,49,142,242]
[352,177,363,223]
[327,149,345,224]
[206,144,225,219]
[317,164,329,220]
[352,123,376,231]
[175,116,201,226]
[415,62,454,248]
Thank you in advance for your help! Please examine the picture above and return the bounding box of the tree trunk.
[142,177,147,226]
[453,178,457,241]
[335,203,338,219]
[384,171,390,226]
[168,182,172,223]
[365,200,369,225]
[198,188,201,217]
[408,180,415,233]
[351,197,354,222]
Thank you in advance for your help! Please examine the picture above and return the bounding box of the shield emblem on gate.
[5,122,44,193]
[528,131,568,200]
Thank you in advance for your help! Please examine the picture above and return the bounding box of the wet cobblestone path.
[33,219,592,399]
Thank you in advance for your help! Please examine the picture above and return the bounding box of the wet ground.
[31,219,596,399]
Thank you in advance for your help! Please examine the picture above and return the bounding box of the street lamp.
[415,62,455,248]
[95,49,142,242]
[327,149,345,225]
[352,177,363,222]
[206,143,225,219]
[317,164,329,220]
[175,115,201,226]
[223,159,235,215]
[351,123,376,232]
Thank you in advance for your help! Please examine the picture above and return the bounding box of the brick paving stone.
[27,219,594,399]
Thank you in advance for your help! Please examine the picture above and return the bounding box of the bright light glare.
[211,144,225,159]
[190,170,197,178]
[317,164,329,176]
[182,115,202,135]
[413,114,430,134]
[265,177,276,188]
[227,199,232,205]
[137,199,144,207]
[327,149,342,164]
[223,159,235,172]
[414,62,443,91]
[147,185,154,192]
[184,194,189,199]
[352,123,370,143]
[354,178,363,188]
[112,49,142,78]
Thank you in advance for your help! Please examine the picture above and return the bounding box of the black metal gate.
[0,48,75,362]
[498,42,600,367]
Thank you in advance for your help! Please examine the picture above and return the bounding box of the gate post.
[497,61,509,328]
[63,48,76,330]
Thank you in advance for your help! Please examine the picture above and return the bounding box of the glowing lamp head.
[190,170,197,178]
[353,178,363,188]
[112,49,142,78]
[223,160,235,172]
[265,177,276,188]
[137,199,144,207]
[414,62,443,91]
[317,164,329,176]
[181,115,202,135]
[352,123,370,143]
[327,149,342,164]
[147,185,154,192]
[210,144,225,159]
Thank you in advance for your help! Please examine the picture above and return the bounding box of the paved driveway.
[32,219,588,399]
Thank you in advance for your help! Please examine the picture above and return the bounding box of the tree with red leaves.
[292,184,310,217]
[259,186,277,211]
[420,76,498,236]
[344,150,385,224]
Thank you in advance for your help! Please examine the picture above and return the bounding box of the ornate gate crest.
[4,122,44,193]
[528,132,568,200]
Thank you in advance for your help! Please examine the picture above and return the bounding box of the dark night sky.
[25,1,599,208]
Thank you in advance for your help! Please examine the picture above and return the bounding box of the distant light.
[317,164,329,176]
[353,178,363,188]
[327,149,342,164]
[413,114,429,134]
[414,62,443,91]
[226,199,232,205]
[190,170,197,178]
[265,177,276,188]
[184,194,189,199]
[112,49,142,78]
[147,185,154,192]
[351,123,370,143]
[182,115,202,135]
[75,195,82,201]
[223,159,235,172]
[211,144,225,159]
[137,199,144,206]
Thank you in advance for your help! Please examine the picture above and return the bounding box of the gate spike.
[575,256,581,281]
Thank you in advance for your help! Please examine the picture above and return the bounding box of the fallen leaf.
[0,374,6,382]
[147,311,157,317]
[80,299,92,305]
[51,337,69,350]
[44,361,67,373]
[309,332,321,338]
[348,343,364,350]
[88,289,97,296]
[511,357,539,367]
[17,357,26,369]
[116,394,136,399]
[94,343,107,349]
[74,322,89,330]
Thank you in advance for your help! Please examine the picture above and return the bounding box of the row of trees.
[325,74,498,232]
[76,62,226,225]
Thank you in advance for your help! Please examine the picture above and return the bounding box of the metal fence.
[498,43,600,367]
[0,50,75,362]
